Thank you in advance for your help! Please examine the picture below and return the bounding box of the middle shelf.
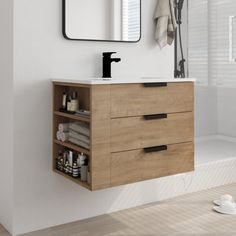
[54,139,90,155]
[54,111,90,123]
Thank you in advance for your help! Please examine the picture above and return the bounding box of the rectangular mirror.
[63,0,141,42]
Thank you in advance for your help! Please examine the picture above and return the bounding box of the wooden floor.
[0,225,10,236]
[1,183,236,236]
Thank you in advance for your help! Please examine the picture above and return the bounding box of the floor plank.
[16,183,236,236]
[0,225,10,236]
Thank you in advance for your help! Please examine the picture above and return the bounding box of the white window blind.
[209,0,236,86]
[188,0,236,86]
[122,0,140,41]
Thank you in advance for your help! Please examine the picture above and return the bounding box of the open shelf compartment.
[53,82,91,190]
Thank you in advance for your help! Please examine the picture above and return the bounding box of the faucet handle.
[103,52,117,57]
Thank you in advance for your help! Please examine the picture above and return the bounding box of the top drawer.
[110,82,194,118]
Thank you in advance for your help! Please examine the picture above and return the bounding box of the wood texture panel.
[111,112,194,153]
[90,85,111,190]
[111,142,194,186]
[110,82,194,118]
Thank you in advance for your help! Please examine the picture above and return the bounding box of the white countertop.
[52,77,195,85]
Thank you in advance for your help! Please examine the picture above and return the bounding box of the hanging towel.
[154,0,177,48]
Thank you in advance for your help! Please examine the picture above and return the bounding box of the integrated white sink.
[52,77,195,85]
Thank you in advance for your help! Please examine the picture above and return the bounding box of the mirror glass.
[63,0,141,42]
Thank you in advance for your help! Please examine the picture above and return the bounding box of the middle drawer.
[111,112,194,153]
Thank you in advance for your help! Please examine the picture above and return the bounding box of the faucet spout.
[102,52,121,78]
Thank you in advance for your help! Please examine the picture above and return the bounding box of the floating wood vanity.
[53,78,195,191]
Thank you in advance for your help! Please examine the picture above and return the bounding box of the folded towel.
[69,122,90,137]
[69,130,90,145]
[58,123,69,132]
[69,137,90,150]
[154,0,177,48]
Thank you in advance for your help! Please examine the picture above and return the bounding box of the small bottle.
[62,92,67,110]
[70,92,79,112]
[63,151,68,166]
[64,161,69,173]
[72,163,79,178]
[77,153,86,167]
[56,150,63,170]
[80,165,88,182]
[68,150,73,167]
[67,95,72,112]
[59,158,64,171]
[68,165,73,176]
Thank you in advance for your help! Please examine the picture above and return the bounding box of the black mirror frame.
[62,0,142,43]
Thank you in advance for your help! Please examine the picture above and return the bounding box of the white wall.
[195,85,218,137]
[217,87,236,137]
[13,0,174,234]
[0,0,14,234]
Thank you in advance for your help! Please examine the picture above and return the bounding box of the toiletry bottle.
[87,160,91,183]
[77,153,86,167]
[67,95,72,112]
[65,161,69,173]
[59,157,64,171]
[72,163,79,178]
[63,151,68,166]
[56,150,63,170]
[81,158,88,182]
[68,150,73,167]
[81,165,88,182]
[71,91,79,112]
[62,92,67,110]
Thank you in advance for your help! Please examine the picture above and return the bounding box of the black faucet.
[102,52,121,78]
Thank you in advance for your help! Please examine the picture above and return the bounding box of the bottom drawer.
[111,142,194,187]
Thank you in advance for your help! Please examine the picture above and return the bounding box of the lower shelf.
[53,169,91,190]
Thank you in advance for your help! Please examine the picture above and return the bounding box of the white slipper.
[213,199,236,207]
[213,206,236,215]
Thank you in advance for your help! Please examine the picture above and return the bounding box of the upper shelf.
[52,77,196,85]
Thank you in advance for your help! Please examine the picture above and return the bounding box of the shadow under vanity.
[52,78,195,191]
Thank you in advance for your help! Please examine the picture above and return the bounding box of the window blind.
[209,0,236,86]
[122,0,140,41]
[188,0,236,86]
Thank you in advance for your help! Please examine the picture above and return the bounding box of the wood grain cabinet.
[53,81,194,191]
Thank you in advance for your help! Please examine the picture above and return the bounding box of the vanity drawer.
[111,112,194,153]
[110,82,194,118]
[111,142,194,186]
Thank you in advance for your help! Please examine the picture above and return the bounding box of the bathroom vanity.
[52,78,195,191]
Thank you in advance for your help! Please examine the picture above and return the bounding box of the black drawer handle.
[143,113,167,120]
[143,82,167,87]
[144,145,168,153]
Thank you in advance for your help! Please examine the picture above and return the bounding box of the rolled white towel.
[56,131,62,141]
[58,123,69,132]
[60,132,69,142]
